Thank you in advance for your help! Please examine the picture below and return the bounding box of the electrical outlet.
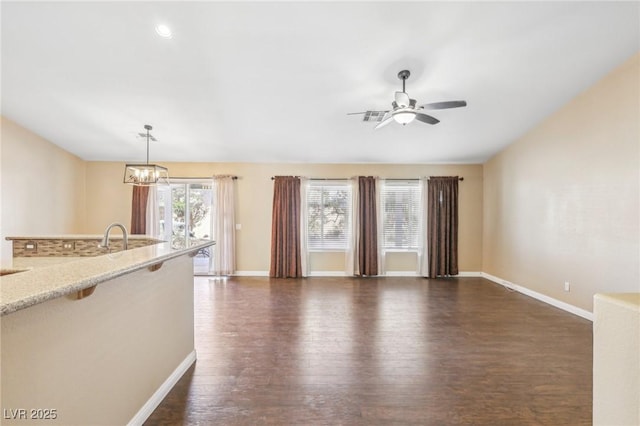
[24,241,37,251]
[62,241,75,250]
[564,281,571,292]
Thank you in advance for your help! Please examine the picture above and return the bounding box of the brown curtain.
[428,177,459,277]
[358,176,378,276]
[270,176,303,278]
[131,185,150,235]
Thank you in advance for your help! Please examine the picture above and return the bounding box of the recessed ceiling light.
[155,24,172,39]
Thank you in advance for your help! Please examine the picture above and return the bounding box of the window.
[155,179,213,274]
[380,180,422,250]
[306,181,352,250]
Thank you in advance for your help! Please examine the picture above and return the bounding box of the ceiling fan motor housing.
[397,70,411,81]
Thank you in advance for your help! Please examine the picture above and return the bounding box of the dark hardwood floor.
[144,276,592,425]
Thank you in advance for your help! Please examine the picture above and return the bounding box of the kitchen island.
[1,237,215,425]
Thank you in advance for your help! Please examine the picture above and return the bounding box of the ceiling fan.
[348,70,467,129]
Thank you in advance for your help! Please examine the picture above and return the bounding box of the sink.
[0,268,29,276]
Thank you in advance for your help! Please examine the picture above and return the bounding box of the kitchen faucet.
[99,222,129,251]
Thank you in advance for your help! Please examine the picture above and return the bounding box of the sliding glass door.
[157,179,213,274]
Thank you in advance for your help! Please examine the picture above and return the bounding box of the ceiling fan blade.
[394,91,410,108]
[419,100,467,110]
[374,113,394,130]
[348,110,390,123]
[415,112,440,125]
[363,110,389,122]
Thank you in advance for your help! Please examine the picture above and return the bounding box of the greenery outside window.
[306,181,352,251]
[156,179,213,274]
[380,180,422,251]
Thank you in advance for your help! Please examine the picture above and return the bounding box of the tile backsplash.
[11,238,162,257]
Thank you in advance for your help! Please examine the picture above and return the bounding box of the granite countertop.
[5,235,158,240]
[0,239,215,316]
[595,293,640,312]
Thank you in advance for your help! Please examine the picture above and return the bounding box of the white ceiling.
[2,1,638,164]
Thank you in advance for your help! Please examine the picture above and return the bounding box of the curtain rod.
[270,177,345,181]
[170,176,238,180]
[270,177,359,181]
[270,176,463,181]
[429,177,464,181]
[374,177,464,181]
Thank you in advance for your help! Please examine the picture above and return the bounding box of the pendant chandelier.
[123,124,169,186]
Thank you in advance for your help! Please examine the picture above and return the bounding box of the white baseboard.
[232,270,483,277]
[384,271,419,276]
[310,271,481,277]
[311,271,482,277]
[309,271,348,277]
[233,270,269,276]
[456,271,483,277]
[127,350,197,426]
[482,272,517,289]
[383,271,482,277]
[234,271,347,277]
[481,272,594,321]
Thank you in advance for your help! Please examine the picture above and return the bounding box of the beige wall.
[0,115,483,274]
[0,117,86,263]
[593,293,640,425]
[1,255,195,425]
[84,161,484,274]
[483,53,640,311]
[3,46,637,310]
[84,161,132,232]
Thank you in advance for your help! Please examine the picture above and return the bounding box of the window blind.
[380,181,422,250]
[306,182,351,250]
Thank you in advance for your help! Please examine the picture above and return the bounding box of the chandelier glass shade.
[123,124,169,186]
[392,109,416,125]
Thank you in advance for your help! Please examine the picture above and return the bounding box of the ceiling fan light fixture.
[392,109,416,125]
[155,24,172,39]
